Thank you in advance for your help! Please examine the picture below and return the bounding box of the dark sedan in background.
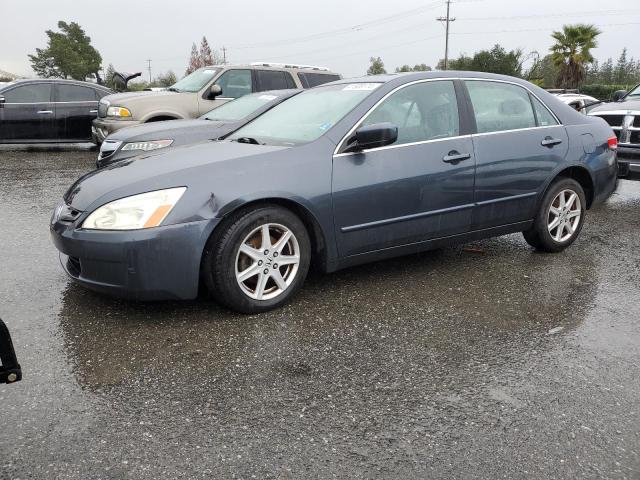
[51,72,617,313]
[96,89,300,168]
[0,79,112,143]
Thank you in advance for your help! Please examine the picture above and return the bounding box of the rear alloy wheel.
[523,178,586,253]
[203,206,311,313]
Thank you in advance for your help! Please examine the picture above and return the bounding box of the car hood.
[107,119,227,142]
[65,141,288,211]
[590,99,640,113]
[101,90,179,105]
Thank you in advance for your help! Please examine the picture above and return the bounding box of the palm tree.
[550,24,601,88]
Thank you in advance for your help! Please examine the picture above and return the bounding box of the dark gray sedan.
[96,89,300,168]
[51,72,618,313]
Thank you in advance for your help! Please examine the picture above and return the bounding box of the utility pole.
[436,1,456,70]
[222,46,227,64]
[146,59,152,83]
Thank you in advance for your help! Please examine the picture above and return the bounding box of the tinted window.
[362,80,459,146]
[216,69,252,98]
[466,81,536,133]
[3,83,52,103]
[229,83,380,146]
[298,73,341,88]
[256,70,291,91]
[57,84,96,102]
[530,95,558,127]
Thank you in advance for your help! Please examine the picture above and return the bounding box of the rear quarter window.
[298,73,341,88]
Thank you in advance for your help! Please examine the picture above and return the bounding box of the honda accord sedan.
[51,72,618,313]
[96,89,300,168]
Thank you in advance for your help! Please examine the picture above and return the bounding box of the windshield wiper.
[235,137,263,145]
[167,87,181,93]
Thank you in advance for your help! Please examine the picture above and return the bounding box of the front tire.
[523,177,586,253]
[202,206,311,313]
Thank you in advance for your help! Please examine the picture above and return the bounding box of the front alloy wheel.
[203,206,311,313]
[235,223,300,300]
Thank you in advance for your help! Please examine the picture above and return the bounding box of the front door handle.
[89,109,98,114]
[541,136,563,147]
[37,110,53,115]
[442,151,471,164]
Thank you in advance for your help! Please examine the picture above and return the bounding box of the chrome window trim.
[589,110,640,116]
[472,124,565,138]
[333,76,562,156]
[334,134,472,158]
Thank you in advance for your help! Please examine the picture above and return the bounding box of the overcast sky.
[1,0,638,80]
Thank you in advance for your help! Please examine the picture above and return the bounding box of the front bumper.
[617,146,640,180]
[50,216,219,301]
[92,118,142,144]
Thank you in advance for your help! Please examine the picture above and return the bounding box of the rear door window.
[256,70,294,91]
[3,83,52,103]
[215,69,252,98]
[530,95,559,127]
[465,80,536,133]
[57,84,97,102]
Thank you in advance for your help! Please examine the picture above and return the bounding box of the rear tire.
[202,206,311,313]
[523,177,586,253]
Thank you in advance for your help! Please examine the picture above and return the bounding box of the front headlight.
[106,106,132,118]
[82,187,186,230]
[121,139,173,152]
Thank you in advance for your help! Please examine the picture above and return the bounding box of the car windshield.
[626,84,640,97]
[169,68,221,93]
[227,83,381,146]
[201,93,285,121]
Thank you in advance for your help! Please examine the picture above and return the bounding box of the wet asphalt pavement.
[0,146,639,479]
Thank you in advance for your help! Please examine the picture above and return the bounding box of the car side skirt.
[328,220,533,272]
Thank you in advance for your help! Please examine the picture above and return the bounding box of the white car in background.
[551,92,600,114]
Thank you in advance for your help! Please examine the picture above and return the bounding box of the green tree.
[153,71,178,87]
[527,54,560,87]
[367,57,386,75]
[29,21,103,83]
[550,24,601,88]
[104,63,116,89]
[395,63,431,72]
[438,45,522,76]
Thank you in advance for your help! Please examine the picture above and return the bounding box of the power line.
[458,9,640,21]
[230,1,443,50]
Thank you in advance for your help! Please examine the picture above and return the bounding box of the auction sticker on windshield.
[342,83,381,91]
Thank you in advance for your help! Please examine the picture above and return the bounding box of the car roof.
[198,64,341,75]
[3,78,112,91]
[331,70,542,85]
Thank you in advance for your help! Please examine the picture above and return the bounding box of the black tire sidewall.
[204,206,311,313]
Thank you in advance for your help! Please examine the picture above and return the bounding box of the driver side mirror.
[208,84,222,99]
[612,90,627,102]
[347,122,398,152]
[0,96,5,108]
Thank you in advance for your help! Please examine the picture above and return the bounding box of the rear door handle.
[541,136,563,147]
[442,151,471,164]
[89,109,98,114]
[37,110,53,115]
